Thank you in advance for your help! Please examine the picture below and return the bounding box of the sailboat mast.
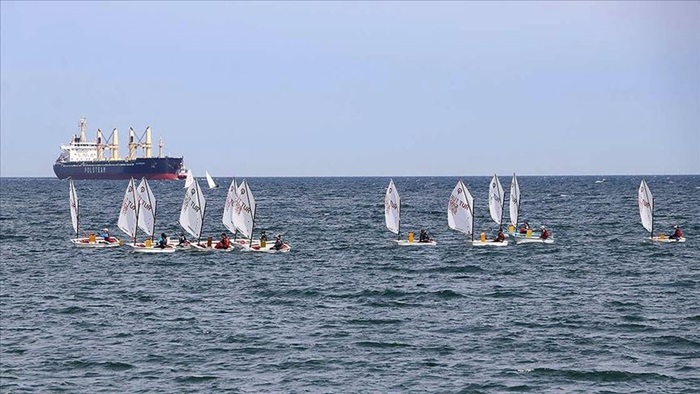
[74,180,80,238]
[149,180,156,243]
[198,181,205,244]
[651,196,654,239]
[397,197,401,241]
[132,179,139,245]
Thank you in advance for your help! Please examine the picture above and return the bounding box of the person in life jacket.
[98,228,117,242]
[670,225,683,240]
[215,232,230,249]
[177,232,189,246]
[419,229,431,242]
[540,226,551,240]
[494,227,505,242]
[519,221,531,234]
[157,233,168,248]
[272,234,284,250]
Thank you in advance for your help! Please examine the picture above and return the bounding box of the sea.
[1,175,698,393]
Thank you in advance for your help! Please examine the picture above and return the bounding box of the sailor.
[260,231,268,247]
[215,232,230,249]
[272,234,284,250]
[540,226,551,240]
[670,225,683,240]
[519,221,531,234]
[494,227,505,242]
[99,228,116,242]
[419,229,430,242]
[178,232,189,246]
[157,233,168,248]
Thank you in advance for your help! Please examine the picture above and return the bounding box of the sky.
[1,1,698,177]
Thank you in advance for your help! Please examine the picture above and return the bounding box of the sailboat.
[639,179,685,243]
[130,178,175,253]
[118,177,139,244]
[183,169,194,189]
[471,174,508,246]
[447,179,475,243]
[384,179,436,246]
[234,180,291,253]
[68,178,121,247]
[180,176,226,251]
[223,178,245,247]
[507,174,553,244]
[205,171,219,189]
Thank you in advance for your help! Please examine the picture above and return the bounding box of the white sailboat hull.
[128,243,177,253]
[514,237,554,245]
[648,237,686,243]
[190,243,235,252]
[242,243,292,253]
[469,239,509,247]
[508,232,554,244]
[393,239,437,246]
[70,237,122,247]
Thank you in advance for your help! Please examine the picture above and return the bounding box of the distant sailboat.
[507,174,553,244]
[234,180,290,252]
[181,176,215,250]
[184,169,194,189]
[118,178,139,243]
[384,179,436,246]
[69,178,120,247]
[129,178,175,253]
[447,179,474,243]
[639,179,685,243]
[205,171,219,189]
[470,175,508,246]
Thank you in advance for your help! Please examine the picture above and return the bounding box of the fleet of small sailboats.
[68,176,688,253]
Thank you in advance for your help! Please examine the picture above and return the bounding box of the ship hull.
[54,157,184,180]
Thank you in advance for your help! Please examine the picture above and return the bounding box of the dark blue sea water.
[1,176,699,393]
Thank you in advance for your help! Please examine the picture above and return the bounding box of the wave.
[528,367,674,382]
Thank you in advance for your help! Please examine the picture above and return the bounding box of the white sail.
[509,173,520,228]
[232,180,256,240]
[184,169,194,189]
[384,179,401,235]
[180,176,207,240]
[447,180,474,237]
[136,178,157,237]
[69,178,79,236]
[222,178,238,234]
[205,171,218,189]
[118,178,139,239]
[488,174,505,225]
[638,179,654,234]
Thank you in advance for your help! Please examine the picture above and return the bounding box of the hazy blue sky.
[1,1,698,177]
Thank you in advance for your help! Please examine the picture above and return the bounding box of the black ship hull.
[53,157,184,180]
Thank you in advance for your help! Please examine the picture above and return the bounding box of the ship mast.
[79,117,87,142]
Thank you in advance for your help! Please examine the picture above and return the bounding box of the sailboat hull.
[393,240,437,246]
[470,239,509,247]
[190,243,235,252]
[649,237,686,243]
[70,237,122,247]
[514,237,554,244]
[128,243,177,253]
[243,243,292,253]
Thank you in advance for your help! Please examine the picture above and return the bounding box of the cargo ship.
[53,117,187,180]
